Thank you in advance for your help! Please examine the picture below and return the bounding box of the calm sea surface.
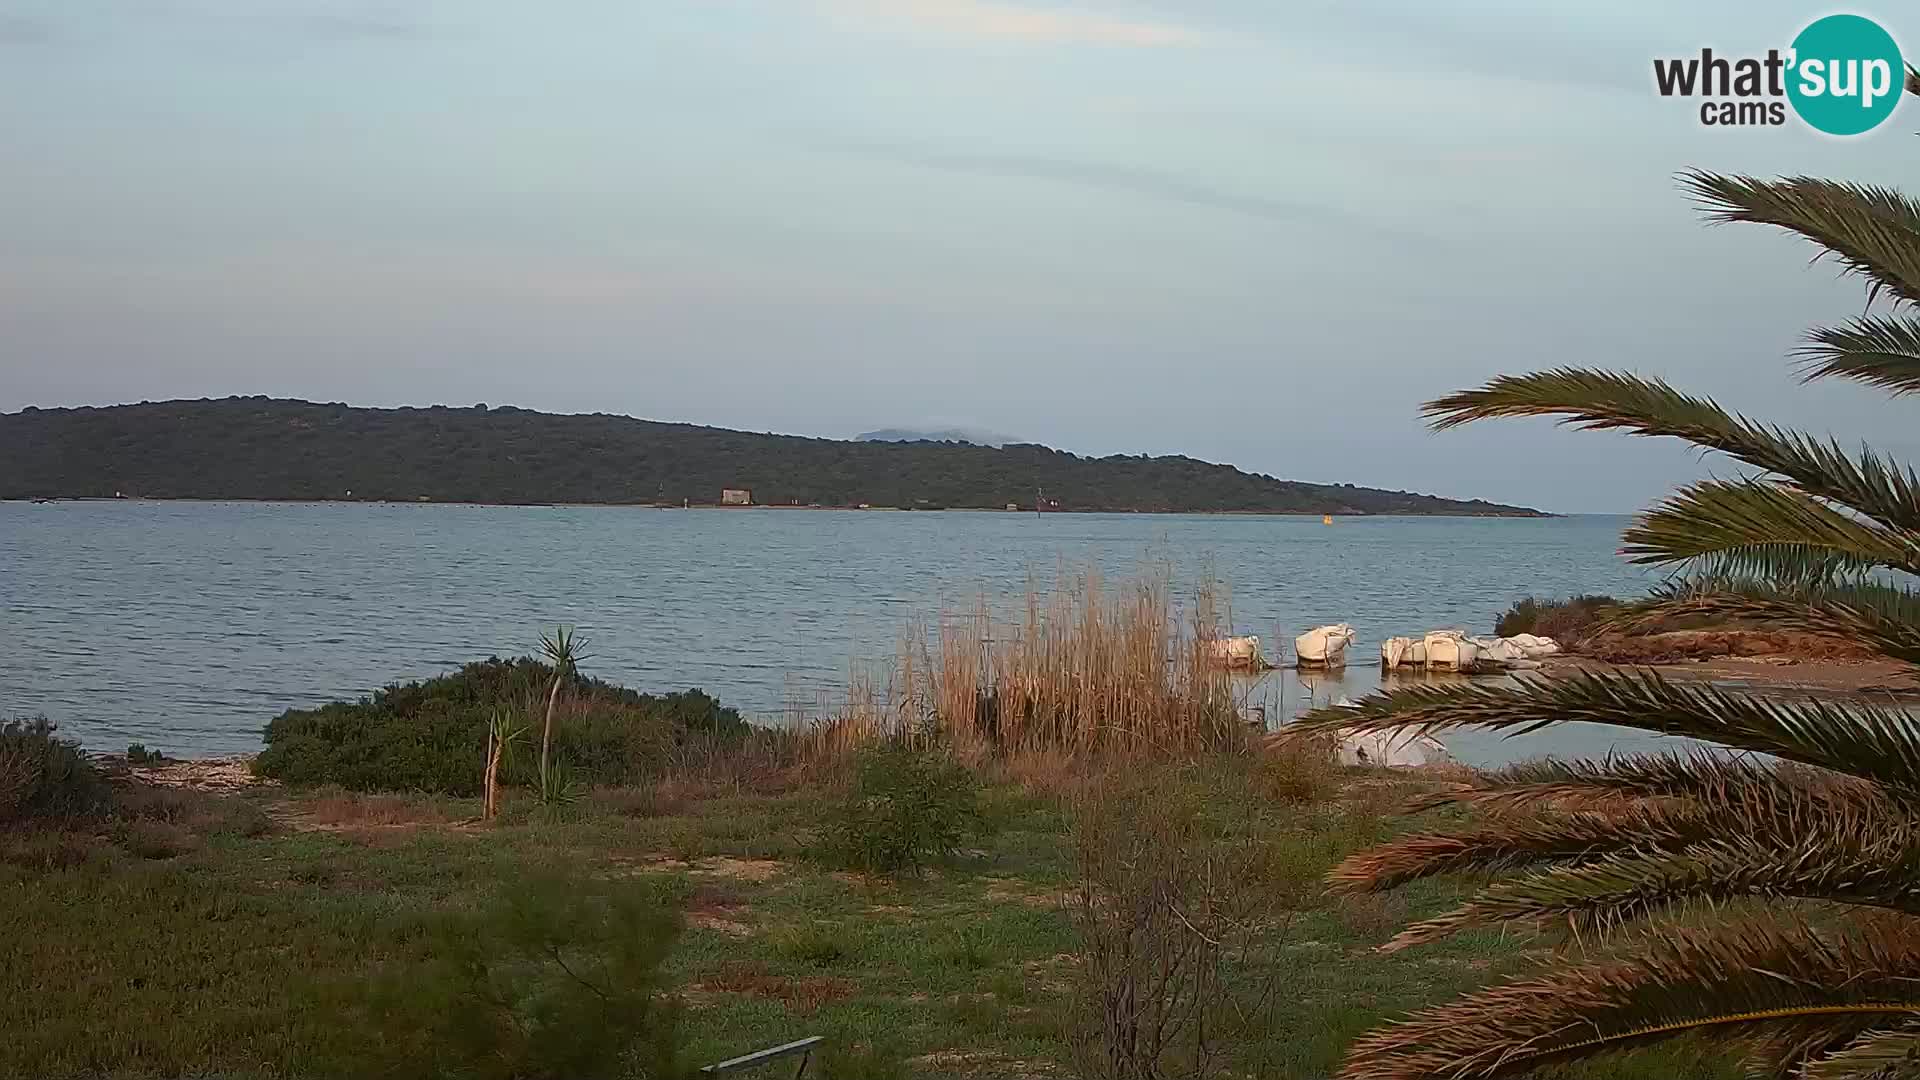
[3,501,1669,765]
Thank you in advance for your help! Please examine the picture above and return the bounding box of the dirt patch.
[692,856,785,882]
[306,793,452,828]
[687,912,756,937]
[910,1049,1064,1076]
[684,883,754,936]
[694,963,853,1013]
[983,876,1061,908]
[607,854,788,882]
[271,791,475,838]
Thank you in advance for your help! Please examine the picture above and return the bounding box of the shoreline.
[106,656,1920,774]
[5,495,1557,519]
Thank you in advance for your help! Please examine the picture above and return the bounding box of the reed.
[813,562,1249,759]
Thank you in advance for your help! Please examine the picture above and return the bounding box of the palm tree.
[1284,91,1920,1080]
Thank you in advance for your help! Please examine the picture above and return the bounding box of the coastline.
[4,495,1557,518]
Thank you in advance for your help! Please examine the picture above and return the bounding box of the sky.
[2,0,1916,513]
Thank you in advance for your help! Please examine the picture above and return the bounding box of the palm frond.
[1681,171,1920,310]
[1423,368,1920,533]
[1339,918,1920,1080]
[1686,546,1879,588]
[1806,1027,1920,1080]
[1331,803,1719,895]
[1624,578,1920,667]
[1802,317,1920,397]
[1403,752,1827,813]
[1353,755,1886,896]
[1380,802,1920,950]
[1623,479,1920,577]
[1283,671,1920,792]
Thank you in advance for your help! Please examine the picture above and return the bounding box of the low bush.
[255,657,747,794]
[124,743,165,764]
[817,742,990,874]
[345,869,687,1079]
[1250,736,1341,806]
[1494,593,1623,641]
[1066,763,1292,1080]
[0,717,107,825]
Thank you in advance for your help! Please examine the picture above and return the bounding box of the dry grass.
[303,791,449,828]
[1579,629,1874,664]
[699,962,857,1014]
[804,563,1252,762]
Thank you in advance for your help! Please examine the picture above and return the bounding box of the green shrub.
[0,717,107,825]
[1494,594,1623,641]
[255,657,747,794]
[348,869,687,1080]
[124,743,164,764]
[819,743,989,874]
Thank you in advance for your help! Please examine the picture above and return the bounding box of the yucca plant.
[536,626,586,804]
[481,707,524,821]
[1283,101,1920,1080]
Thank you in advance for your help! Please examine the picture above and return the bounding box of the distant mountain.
[0,397,1545,516]
[856,426,1015,447]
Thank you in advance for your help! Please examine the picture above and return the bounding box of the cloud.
[834,0,1209,46]
[816,138,1427,243]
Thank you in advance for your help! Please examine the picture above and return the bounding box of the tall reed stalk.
[817,563,1246,759]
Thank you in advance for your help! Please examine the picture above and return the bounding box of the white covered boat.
[1296,624,1356,667]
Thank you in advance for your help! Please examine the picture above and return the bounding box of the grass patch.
[2,749,1748,1079]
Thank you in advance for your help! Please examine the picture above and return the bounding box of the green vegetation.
[1,716,106,823]
[2,740,1736,1080]
[1492,593,1623,640]
[124,742,166,764]
[0,396,1542,515]
[1282,157,1920,1078]
[818,743,990,874]
[254,657,745,794]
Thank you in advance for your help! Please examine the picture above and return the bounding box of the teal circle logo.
[1787,14,1904,135]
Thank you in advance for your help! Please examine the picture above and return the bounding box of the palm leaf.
[1806,1027,1920,1080]
[1403,751,1834,813]
[1380,803,1920,950]
[1423,368,1920,533]
[1802,317,1920,397]
[1283,671,1920,792]
[1348,756,1883,896]
[1685,546,1880,588]
[1332,804,1720,895]
[1622,479,1920,577]
[1681,171,1920,310]
[1338,918,1920,1080]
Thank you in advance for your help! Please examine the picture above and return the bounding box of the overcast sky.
[2,1,1915,513]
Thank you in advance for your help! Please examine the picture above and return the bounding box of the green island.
[0,397,1540,516]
